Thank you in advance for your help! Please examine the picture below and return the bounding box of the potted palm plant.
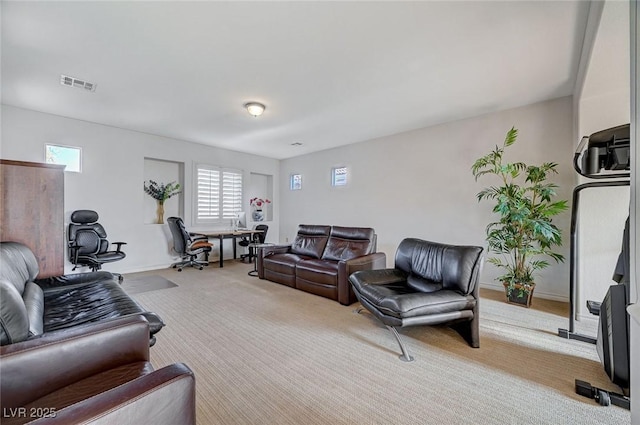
[471,127,568,307]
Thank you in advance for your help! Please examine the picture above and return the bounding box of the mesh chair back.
[255,224,268,243]
[75,230,102,255]
[167,217,189,255]
[68,210,109,256]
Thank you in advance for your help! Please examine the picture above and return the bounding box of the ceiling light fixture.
[244,102,265,117]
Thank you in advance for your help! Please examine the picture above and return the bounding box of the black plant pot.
[503,282,535,308]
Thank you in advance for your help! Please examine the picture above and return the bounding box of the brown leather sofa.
[257,225,386,305]
[0,315,195,425]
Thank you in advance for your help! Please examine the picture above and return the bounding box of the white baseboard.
[480,282,569,303]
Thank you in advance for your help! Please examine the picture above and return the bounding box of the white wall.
[575,0,631,322]
[280,96,574,301]
[0,105,280,273]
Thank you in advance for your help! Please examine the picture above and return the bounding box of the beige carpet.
[123,263,630,425]
[120,274,178,295]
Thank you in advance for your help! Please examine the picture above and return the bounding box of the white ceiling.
[2,1,590,160]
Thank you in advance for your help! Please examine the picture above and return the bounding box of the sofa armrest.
[260,244,292,257]
[348,268,408,286]
[256,244,292,278]
[1,315,150,409]
[42,363,196,425]
[337,252,387,305]
[34,271,118,290]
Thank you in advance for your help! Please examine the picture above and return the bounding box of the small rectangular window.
[332,166,347,187]
[45,144,82,172]
[290,173,302,190]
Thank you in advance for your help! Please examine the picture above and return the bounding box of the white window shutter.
[196,164,243,223]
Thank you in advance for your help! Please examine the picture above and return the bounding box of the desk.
[199,229,264,268]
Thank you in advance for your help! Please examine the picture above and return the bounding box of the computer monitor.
[236,211,247,229]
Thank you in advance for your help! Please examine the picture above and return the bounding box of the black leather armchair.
[68,210,126,271]
[0,315,195,425]
[167,217,212,271]
[0,241,164,347]
[349,238,484,361]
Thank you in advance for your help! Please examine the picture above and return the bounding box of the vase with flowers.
[143,180,182,224]
[250,197,271,222]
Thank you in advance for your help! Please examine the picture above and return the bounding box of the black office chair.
[167,217,213,271]
[239,224,268,263]
[68,210,127,271]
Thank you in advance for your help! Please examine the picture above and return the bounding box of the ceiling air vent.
[60,74,97,92]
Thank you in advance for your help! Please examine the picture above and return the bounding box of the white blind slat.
[196,165,243,222]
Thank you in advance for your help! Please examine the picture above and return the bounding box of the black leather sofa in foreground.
[0,241,164,346]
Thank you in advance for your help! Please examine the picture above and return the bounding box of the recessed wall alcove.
[143,158,184,224]
[248,172,273,223]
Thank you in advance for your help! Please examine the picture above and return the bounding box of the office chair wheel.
[177,268,183,272]
[198,266,204,270]
[596,390,611,406]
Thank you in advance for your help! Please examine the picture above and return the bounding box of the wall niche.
[143,158,184,224]
[248,172,273,222]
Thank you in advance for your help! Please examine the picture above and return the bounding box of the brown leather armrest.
[342,252,387,270]
[337,252,387,305]
[257,244,292,279]
[1,316,150,409]
[43,363,196,425]
[260,244,292,257]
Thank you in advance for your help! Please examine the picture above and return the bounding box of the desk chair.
[167,217,213,271]
[239,225,268,263]
[68,210,127,271]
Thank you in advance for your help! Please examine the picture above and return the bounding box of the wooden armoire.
[0,159,65,278]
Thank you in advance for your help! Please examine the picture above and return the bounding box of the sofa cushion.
[263,253,312,288]
[263,253,310,275]
[406,275,442,293]
[322,226,375,261]
[354,282,476,319]
[290,225,331,259]
[42,281,156,333]
[394,238,483,294]
[296,259,340,300]
[296,259,339,287]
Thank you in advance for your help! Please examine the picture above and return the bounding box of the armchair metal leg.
[386,326,415,362]
[354,307,414,362]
